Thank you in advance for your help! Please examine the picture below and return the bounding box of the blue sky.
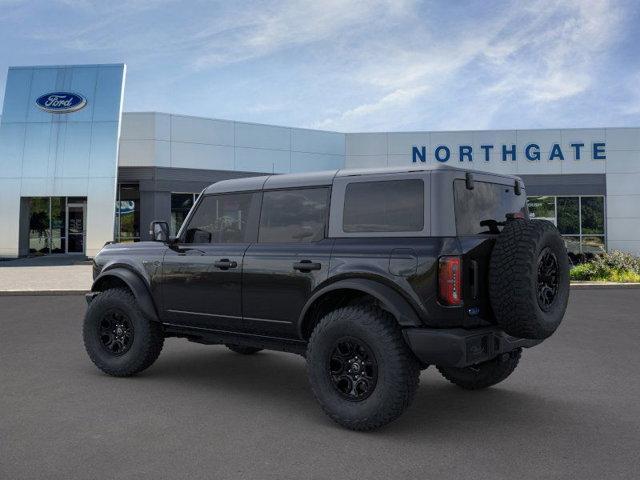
[1,0,639,131]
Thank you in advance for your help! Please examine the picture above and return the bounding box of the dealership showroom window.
[527,195,606,254]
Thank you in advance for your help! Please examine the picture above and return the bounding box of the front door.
[160,192,261,331]
[66,202,86,254]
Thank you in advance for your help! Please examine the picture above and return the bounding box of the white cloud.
[1,0,631,130]
[314,0,625,130]
[191,0,414,69]
[482,0,621,103]
[313,85,428,130]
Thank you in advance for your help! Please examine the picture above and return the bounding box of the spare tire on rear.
[489,219,569,340]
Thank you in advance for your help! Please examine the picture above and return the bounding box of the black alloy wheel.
[328,337,378,401]
[537,247,559,311]
[84,288,164,377]
[306,305,421,430]
[98,310,134,356]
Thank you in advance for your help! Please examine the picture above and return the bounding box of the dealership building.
[1,63,639,258]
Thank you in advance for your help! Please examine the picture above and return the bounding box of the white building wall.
[345,128,640,255]
[604,128,640,254]
[345,129,612,176]
[118,113,345,174]
[117,120,640,254]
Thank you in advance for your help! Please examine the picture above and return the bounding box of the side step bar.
[163,323,308,355]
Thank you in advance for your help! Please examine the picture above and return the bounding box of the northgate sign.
[412,142,606,163]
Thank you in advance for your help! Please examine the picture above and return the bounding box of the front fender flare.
[298,278,422,337]
[92,267,159,322]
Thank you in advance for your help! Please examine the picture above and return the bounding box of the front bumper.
[403,326,542,368]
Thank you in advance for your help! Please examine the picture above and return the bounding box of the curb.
[570,282,640,289]
[0,290,89,296]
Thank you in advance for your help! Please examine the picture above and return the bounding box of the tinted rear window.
[454,179,527,235]
[343,179,424,233]
[259,188,329,243]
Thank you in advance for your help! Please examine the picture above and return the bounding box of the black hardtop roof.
[202,165,521,195]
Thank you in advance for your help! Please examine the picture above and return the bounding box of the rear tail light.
[438,256,462,306]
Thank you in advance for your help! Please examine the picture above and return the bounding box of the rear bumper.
[403,326,542,368]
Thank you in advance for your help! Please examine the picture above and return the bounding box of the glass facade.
[27,197,86,255]
[50,197,66,253]
[28,197,52,254]
[171,193,199,235]
[0,64,126,258]
[527,196,606,254]
[114,184,140,242]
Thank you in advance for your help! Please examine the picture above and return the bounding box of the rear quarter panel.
[328,237,470,328]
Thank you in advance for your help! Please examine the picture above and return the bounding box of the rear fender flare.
[92,267,159,322]
[297,278,422,337]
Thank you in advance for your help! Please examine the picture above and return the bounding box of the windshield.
[454,179,528,235]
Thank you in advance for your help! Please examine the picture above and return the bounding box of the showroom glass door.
[66,202,86,254]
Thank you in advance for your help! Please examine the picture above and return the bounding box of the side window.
[259,188,329,243]
[343,179,424,232]
[183,193,258,244]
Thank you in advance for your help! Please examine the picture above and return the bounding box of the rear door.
[242,187,333,338]
[161,192,261,331]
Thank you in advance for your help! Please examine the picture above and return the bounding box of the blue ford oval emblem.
[35,92,87,114]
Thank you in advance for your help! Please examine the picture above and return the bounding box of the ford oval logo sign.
[35,92,87,114]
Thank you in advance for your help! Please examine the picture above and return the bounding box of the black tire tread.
[307,304,420,431]
[489,219,567,339]
[83,288,164,377]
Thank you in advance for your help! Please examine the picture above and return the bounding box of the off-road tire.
[226,344,263,355]
[83,288,164,376]
[489,219,569,340]
[437,348,522,390]
[306,305,421,431]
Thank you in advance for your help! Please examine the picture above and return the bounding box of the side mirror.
[149,221,169,242]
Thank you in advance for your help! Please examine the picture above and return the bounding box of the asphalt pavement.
[1,289,639,480]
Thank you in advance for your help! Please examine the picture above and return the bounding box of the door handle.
[214,259,238,270]
[293,260,321,272]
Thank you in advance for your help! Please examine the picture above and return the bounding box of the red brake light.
[438,256,462,306]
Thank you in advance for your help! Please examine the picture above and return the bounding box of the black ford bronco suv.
[84,165,569,430]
